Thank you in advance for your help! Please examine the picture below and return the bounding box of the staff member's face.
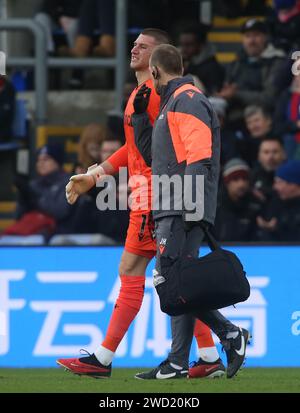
[130,34,157,71]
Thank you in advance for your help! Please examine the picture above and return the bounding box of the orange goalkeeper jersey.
[108,79,160,215]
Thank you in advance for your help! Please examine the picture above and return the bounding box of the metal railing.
[0,0,127,125]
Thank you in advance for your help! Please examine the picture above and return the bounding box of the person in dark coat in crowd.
[251,137,286,204]
[214,104,275,167]
[15,143,93,235]
[238,104,274,166]
[215,158,261,241]
[178,24,225,95]
[216,19,285,128]
[256,160,300,241]
[89,133,129,243]
[208,97,255,166]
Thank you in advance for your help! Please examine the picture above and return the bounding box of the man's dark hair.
[180,23,209,44]
[150,44,183,75]
[141,28,171,45]
[259,136,284,148]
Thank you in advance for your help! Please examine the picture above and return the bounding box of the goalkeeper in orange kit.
[56,28,225,379]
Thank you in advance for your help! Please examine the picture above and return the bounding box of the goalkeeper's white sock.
[198,346,220,363]
[94,345,114,366]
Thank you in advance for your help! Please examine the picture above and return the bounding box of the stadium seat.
[48,233,117,246]
[0,234,45,245]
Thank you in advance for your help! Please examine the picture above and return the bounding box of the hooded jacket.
[133,75,220,224]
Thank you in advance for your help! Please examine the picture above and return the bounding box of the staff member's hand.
[133,84,151,114]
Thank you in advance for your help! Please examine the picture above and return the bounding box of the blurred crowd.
[1,0,300,243]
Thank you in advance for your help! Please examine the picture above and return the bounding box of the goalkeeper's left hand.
[133,84,151,114]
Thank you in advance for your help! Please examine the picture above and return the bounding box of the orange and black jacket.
[132,75,220,224]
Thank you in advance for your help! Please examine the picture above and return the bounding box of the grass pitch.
[0,368,300,393]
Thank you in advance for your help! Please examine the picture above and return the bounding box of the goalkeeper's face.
[130,34,157,71]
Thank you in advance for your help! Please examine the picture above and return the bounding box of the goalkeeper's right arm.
[65,144,128,205]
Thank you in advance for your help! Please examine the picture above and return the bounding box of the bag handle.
[199,222,220,251]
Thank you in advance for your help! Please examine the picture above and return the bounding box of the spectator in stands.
[0,75,16,142]
[95,132,129,242]
[237,105,273,166]
[11,143,91,237]
[273,49,295,91]
[72,0,115,58]
[99,134,124,162]
[209,96,238,165]
[256,160,300,241]
[75,123,110,174]
[96,133,128,242]
[245,105,273,139]
[75,123,124,173]
[267,0,300,53]
[274,72,300,160]
[75,129,128,242]
[35,0,82,54]
[178,24,225,95]
[217,19,285,128]
[214,158,261,241]
[92,181,129,243]
[251,137,286,204]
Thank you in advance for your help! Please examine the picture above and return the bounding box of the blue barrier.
[0,246,299,367]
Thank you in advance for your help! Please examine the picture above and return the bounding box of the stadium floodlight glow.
[0,51,6,75]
